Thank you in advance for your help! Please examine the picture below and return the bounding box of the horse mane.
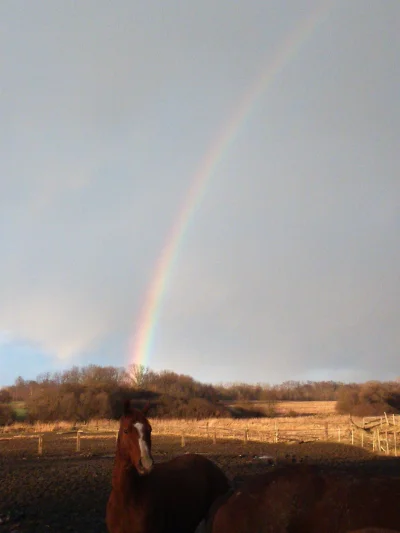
[142,401,150,415]
[123,399,131,416]
[123,399,151,417]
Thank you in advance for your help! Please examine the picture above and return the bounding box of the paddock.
[1,434,400,532]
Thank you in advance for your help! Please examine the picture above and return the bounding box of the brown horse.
[349,530,400,532]
[106,401,230,533]
[200,464,400,533]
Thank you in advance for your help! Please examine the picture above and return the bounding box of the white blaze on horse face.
[134,422,152,468]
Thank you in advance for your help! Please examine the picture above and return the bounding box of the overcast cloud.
[1,1,399,386]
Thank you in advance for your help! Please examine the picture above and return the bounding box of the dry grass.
[226,400,338,417]
[274,400,337,416]
[0,401,369,448]
[2,399,398,455]
[2,401,338,434]
[150,413,356,443]
[1,401,344,436]
[1,419,119,434]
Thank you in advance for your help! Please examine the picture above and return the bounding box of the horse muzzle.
[137,456,154,475]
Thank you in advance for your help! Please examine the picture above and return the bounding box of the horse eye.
[123,429,128,434]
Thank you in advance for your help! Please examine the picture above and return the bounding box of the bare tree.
[127,364,152,389]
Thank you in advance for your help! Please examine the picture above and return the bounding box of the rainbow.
[129,1,334,368]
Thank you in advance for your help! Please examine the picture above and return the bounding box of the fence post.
[275,428,279,443]
[394,430,397,457]
[386,431,389,455]
[38,435,43,456]
[181,433,185,447]
[244,429,248,445]
[351,429,354,445]
[377,429,381,453]
[76,431,81,452]
[324,422,329,441]
[116,431,119,443]
[273,420,278,443]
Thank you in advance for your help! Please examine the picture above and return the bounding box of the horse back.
[146,454,229,533]
[207,465,400,533]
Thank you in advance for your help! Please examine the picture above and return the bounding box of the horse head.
[118,400,154,475]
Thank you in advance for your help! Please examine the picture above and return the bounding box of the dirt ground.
[1,435,400,533]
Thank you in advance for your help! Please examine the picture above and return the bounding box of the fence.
[359,413,400,455]
[1,417,399,457]
[152,420,398,456]
[0,430,118,457]
[362,414,400,428]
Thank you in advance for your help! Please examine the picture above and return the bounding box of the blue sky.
[1,1,399,387]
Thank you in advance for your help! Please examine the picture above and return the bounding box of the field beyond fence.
[1,404,399,458]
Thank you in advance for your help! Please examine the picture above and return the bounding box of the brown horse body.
[203,465,400,533]
[349,530,400,532]
[106,402,230,533]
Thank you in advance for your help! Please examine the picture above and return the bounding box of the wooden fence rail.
[1,422,398,457]
[362,414,400,428]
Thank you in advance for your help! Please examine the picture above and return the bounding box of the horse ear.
[123,399,131,416]
[142,401,151,415]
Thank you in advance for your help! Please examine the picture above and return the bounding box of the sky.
[1,1,399,387]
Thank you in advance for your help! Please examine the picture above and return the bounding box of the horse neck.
[112,443,147,498]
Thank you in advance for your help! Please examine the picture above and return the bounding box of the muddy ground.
[1,435,399,533]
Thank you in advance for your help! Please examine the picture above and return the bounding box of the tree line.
[0,364,399,424]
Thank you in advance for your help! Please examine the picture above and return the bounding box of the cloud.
[0,1,399,383]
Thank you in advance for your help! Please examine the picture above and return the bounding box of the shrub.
[228,403,266,419]
[263,403,279,418]
[0,404,16,426]
[146,395,230,419]
[336,382,400,416]
[0,389,12,403]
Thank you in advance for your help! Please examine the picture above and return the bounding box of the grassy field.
[0,413,356,439]
[2,400,341,434]
[3,400,397,456]
[272,400,337,415]
[0,400,377,453]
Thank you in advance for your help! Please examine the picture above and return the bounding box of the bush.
[336,382,400,416]
[146,395,230,419]
[228,403,267,419]
[0,389,12,403]
[26,388,114,422]
[263,401,279,418]
[0,404,16,426]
